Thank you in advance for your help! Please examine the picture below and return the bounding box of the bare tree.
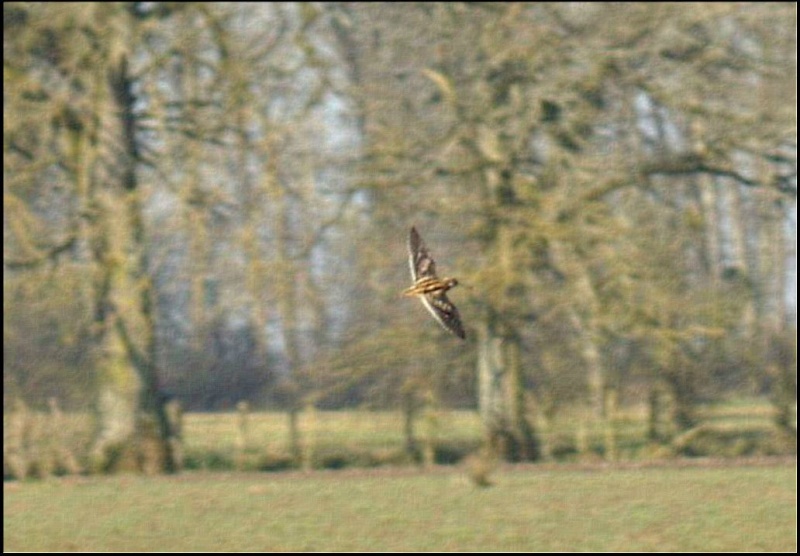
[324,2,795,458]
[4,3,794,472]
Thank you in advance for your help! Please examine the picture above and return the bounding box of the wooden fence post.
[164,397,184,471]
[576,409,590,458]
[603,389,618,462]
[301,399,317,472]
[48,397,81,475]
[5,398,29,480]
[235,401,250,471]
[421,390,438,468]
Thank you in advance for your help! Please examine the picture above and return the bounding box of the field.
[4,460,795,551]
[4,401,796,550]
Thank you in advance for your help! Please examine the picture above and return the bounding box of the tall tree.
[325,2,796,457]
[4,3,175,471]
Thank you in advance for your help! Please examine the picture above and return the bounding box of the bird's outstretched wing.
[420,291,466,339]
[408,226,437,281]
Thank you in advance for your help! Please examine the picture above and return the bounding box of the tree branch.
[3,235,77,270]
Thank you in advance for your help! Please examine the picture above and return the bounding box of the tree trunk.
[88,186,142,472]
[88,33,177,473]
[476,308,538,461]
[402,390,420,459]
[550,239,607,417]
[698,174,721,284]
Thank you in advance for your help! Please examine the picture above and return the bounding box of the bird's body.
[402,276,460,297]
[403,227,465,339]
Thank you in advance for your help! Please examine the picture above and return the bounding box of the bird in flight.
[402,226,465,339]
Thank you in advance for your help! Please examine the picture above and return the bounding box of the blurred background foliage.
[3,2,796,473]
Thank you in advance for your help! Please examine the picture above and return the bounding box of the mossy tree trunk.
[476,307,538,461]
[84,11,177,473]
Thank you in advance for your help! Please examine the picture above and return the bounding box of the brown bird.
[403,226,465,339]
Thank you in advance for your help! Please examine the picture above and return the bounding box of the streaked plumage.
[403,226,465,339]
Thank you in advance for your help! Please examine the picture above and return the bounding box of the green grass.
[6,400,788,477]
[181,401,784,467]
[4,463,795,551]
[182,409,485,469]
[184,409,482,449]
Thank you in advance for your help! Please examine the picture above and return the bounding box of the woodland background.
[3,2,796,475]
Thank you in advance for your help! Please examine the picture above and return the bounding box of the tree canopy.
[4,3,796,468]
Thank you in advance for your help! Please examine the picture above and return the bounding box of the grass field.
[4,460,795,551]
[180,399,786,470]
[6,398,788,477]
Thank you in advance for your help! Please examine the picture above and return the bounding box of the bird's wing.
[408,226,437,281]
[420,291,466,339]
